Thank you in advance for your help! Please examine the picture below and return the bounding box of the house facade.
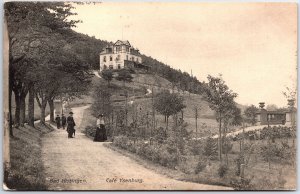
[99,40,142,71]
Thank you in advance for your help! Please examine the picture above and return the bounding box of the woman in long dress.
[94,114,107,142]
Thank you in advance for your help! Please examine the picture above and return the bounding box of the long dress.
[94,118,107,142]
[67,116,76,138]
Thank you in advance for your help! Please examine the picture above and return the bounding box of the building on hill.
[99,40,145,71]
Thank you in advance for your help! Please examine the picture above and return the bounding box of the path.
[41,105,232,190]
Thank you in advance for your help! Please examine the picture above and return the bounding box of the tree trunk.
[19,94,26,126]
[9,84,13,136]
[40,101,47,125]
[48,99,55,123]
[14,92,20,127]
[28,86,35,127]
[219,114,222,162]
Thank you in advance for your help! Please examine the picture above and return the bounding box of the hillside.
[88,72,219,133]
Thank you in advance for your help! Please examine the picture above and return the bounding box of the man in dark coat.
[55,115,61,129]
[61,114,67,129]
[67,112,76,138]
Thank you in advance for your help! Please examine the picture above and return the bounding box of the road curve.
[41,105,232,190]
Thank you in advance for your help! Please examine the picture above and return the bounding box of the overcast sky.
[70,2,297,107]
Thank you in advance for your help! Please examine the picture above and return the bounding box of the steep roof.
[114,40,131,47]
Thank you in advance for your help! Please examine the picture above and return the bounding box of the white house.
[99,40,142,71]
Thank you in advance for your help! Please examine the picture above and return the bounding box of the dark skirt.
[94,124,107,142]
[67,127,75,138]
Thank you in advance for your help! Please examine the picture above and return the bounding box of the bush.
[194,158,207,174]
[188,139,204,155]
[230,178,252,190]
[85,125,96,138]
[218,164,228,178]
[113,135,130,150]
[203,137,218,160]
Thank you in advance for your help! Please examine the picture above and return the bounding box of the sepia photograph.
[3,1,297,191]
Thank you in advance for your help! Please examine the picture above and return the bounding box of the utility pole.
[151,87,155,134]
[195,107,198,138]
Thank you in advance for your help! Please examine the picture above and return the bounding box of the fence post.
[240,163,245,181]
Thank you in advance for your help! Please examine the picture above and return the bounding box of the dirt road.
[41,106,232,190]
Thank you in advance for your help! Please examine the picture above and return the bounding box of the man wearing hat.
[55,114,61,129]
[61,113,67,130]
[67,112,76,138]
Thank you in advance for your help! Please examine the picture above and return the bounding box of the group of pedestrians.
[55,111,107,141]
[55,112,76,138]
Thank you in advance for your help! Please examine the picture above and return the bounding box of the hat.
[69,112,74,114]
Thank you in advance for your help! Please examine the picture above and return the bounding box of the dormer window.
[110,56,113,61]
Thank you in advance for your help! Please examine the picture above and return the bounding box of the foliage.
[116,69,133,85]
[154,90,186,127]
[91,85,112,118]
[222,137,233,154]
[244,105,259,125]
[203,75,238,161]
[203,137,218,160]
[194,158,207,174]
[188,139,204,155]
[101,70,113,85]
[260,142,293,164]
[217,163,228,178]
[141,54,205,94]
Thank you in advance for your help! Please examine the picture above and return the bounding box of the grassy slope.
[5,124,54,190]
[112,73,219,132]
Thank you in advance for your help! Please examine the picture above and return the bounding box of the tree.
[91,85,113,119]
[266,104,278,111]
[101,70,113,86]
[154,90,186,131]
[116,69,133,86]
[5,2,80,127]
[244,105,259,125]
[203,75,238,162]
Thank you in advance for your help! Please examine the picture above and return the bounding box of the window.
[116,55,120,61]
[103,56,106,62]
[109,65,113,69]
[110,56,112,61]
[116,46,121,52]
[118,64,121,69]
[132,57,135,61]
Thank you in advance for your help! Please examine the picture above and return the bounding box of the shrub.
[230,178,252,190]
[188,139,204,155]
[222,137,233,154]
[218,164,228,178]
[85,125,96,138]
[203,137,218,160]
[194,158,207,174]
[113,135,130,150]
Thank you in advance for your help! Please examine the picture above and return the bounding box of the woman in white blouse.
[94,114,107,142]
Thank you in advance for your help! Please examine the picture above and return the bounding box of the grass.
[5,124,54,190]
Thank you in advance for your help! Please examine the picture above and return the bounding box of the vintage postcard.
[3,1,297,191]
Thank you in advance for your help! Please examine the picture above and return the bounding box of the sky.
[70,2,297,107]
